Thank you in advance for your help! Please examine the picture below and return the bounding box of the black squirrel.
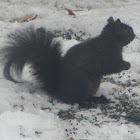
[1,17,135,104]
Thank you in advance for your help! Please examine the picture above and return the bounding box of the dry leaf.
[31,15,38,20]
[15,14,38,22]
[69,138,75,140]
[65,8,76,17]
[72,10,83,11]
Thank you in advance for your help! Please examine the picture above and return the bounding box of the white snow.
[0,0,140,140]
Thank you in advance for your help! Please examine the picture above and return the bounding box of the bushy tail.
[1,27,62,92]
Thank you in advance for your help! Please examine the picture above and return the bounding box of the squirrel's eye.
[121,25,125,29]
[127,30,131,34]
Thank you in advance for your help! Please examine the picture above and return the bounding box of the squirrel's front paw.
[123,61,131,70]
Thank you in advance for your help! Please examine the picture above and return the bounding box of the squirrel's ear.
[115,19,121,31]
[107,17,114,23]
[115,19,121,24]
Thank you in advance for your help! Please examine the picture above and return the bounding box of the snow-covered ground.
[0,0,140,140]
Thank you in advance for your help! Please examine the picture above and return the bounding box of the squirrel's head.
[102,17,135,46]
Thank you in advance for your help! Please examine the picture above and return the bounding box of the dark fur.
[1,17,135,104]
